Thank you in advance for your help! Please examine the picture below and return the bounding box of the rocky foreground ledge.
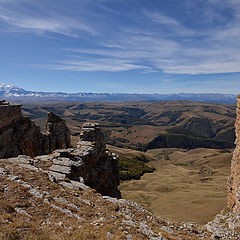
[1,153,240,240]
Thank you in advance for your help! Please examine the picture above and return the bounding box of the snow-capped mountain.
[0,83,28,96]
[0,83,237,104]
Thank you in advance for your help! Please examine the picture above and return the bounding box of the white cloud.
[50,20,240,74]
[38,58,150,72]
[142,9,180,27]
[1,0,240,75]
[161,62,240,74]
[141,9,198,36]
[0,8,95,36]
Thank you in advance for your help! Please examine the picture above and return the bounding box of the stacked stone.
[48,122,121,198]
[48,148,84,181]
[228,95,240,211]
[77,123,105,154]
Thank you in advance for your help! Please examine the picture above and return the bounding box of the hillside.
[21,101,236,151]
[0,156,204,240]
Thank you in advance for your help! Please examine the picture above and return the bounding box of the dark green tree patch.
[119,156,155,181]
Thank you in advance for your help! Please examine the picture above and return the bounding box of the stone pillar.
[46,112,71,152]
[75,122,121,198]
[77,122,105,154]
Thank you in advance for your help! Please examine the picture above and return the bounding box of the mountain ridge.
[0,83,237,104]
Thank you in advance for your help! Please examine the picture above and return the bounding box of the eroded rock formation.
[47,112,71,152]
[48,122,121,198]
[0,100,71,158]
[228,95,240,211]
[0,100,120,198]
[2,123,121,198]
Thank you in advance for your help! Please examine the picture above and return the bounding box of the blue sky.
[0,0,240,93]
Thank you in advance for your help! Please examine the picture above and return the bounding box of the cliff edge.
[228,97,240,211]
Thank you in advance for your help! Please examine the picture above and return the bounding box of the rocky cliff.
[0,100,71,158]
[0,100,120,198]
[228,95,240,211]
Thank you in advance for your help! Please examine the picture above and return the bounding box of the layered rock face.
[48,123,121,198]
[0,100,22,128]
[228,96,240,211]
[0,100,71,158]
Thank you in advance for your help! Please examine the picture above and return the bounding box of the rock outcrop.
[46,112,71,152]
[0,100,119,198]
[47,122,121,198]
[228,95,240,211]
[0,100,71,158]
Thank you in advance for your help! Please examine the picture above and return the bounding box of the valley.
[22,100,236,151]
[0,99,238,239]
[20,100,235,225]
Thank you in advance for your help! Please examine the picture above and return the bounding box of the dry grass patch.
[120,148,232,224]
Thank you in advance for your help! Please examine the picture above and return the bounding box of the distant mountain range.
[0,83,237,104]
